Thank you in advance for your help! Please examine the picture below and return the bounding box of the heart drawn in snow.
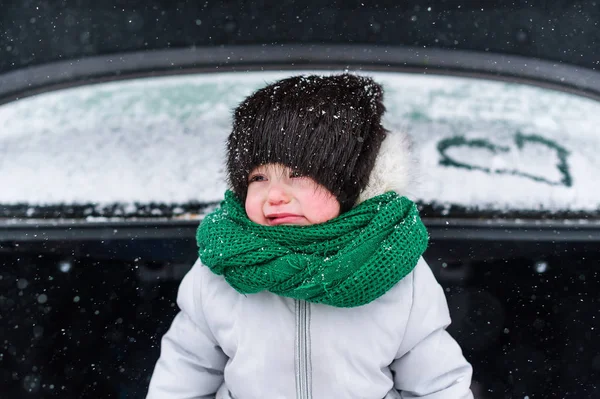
[437,132,572,187]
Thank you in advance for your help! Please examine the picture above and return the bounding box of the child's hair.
[226,73,388,212]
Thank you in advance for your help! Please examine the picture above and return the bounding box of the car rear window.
[1,71,598,218]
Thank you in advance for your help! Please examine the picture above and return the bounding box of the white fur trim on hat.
[356,131,414,204]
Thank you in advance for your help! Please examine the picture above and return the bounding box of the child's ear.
[356,131,414,205]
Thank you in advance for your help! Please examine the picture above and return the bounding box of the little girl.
[147,74,473,398]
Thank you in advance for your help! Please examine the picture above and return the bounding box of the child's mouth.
[266,214,304,226]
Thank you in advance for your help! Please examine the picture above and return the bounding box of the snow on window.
[0,71,598,213]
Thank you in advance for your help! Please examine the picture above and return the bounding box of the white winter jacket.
[146,257,473,399]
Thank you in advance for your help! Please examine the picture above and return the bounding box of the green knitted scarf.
[196,190,429,308]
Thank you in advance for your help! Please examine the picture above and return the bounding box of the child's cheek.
[245,195,265,225]
[306,191,341,224]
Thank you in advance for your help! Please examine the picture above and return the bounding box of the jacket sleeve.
[146,261,228,399]
[390,259,473,398]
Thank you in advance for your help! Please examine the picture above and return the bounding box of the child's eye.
[289,170,306,179]
[248,174,266,183]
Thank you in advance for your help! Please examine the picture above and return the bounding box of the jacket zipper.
[295,300,312,399]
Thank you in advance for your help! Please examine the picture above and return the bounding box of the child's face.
[245,163,340,226]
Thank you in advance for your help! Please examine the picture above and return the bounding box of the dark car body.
[1,1,599,398]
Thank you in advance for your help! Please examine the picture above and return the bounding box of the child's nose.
[267,183,291,205]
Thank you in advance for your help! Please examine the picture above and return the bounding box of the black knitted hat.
[226,73,388,212]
